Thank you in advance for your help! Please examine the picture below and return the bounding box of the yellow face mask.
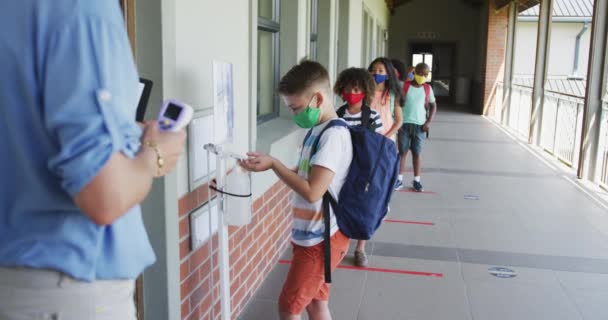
[414,74,426,85]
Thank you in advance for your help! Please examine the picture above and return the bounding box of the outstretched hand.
[239,152,275,172]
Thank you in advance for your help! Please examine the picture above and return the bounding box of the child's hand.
[422,122,431,132]
[239,152,275,172]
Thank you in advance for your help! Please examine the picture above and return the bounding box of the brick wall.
[482,2,509,115]
[178,180,293,320]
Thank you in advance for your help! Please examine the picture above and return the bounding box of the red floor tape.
[278,260,444,278]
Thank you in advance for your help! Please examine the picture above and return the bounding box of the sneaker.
[395,179,404,191]
[413,180,424,192]
[354,250,369,267]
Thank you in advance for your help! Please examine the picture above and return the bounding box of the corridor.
[240,106,608,320]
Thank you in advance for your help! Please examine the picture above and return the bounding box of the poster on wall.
[213,61,235,144]
[188,112,217,190]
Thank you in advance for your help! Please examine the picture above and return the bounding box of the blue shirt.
[0,1,155,281]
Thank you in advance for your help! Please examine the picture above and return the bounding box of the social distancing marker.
[488,267,517,278]
[278,260,444,278]
[384,219,435,226]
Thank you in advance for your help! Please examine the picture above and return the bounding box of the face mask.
[414,74,426,85]
[373,74,388,84]
[407,72,415,81]
[342,92,366,105]
[292,97,321,128]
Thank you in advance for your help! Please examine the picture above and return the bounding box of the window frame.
[309,0,319,60]
[257,0,281,124]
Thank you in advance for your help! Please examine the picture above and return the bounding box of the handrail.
[511,83,533,90]
[544,89,585,100]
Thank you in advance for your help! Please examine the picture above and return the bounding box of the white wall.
[514,21,592,78]
[337,0,389,69]
[169,1,253,197]
[388,0,484,80]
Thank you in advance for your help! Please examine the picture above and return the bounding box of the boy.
[396,63,437,192]
[240,60,352,320]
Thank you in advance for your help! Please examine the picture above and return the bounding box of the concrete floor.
[239,106,608,320]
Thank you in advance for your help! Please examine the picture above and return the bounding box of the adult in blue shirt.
[0,1,186,319]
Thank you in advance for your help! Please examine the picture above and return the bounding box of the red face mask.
[342,92,365,105]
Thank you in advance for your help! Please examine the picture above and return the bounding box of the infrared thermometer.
[158,99,194,131]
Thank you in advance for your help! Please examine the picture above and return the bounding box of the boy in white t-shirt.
[240,60,353,320]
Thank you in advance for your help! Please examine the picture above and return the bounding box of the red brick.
[189,244,210,271]
[180,237,191,260]
[179,193,194,217]
[179,217,190,239]
[181,300,190,318]
[181,261,190,282]
[180,271,200,299]
[253,196,263,213]
[189,277,210,310]
[229,245,241,266]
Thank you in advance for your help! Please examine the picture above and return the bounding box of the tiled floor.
[239,106,608,320]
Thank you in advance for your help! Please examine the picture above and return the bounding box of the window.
[309,0,319,60]
[412,53,433,81]
[362,10,369,66]
[257,0,280,123]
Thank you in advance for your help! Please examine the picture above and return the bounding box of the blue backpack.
[308,119,400,283]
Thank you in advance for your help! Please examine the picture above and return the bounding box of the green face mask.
[293,97,321,128]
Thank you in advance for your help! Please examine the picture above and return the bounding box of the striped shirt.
[338,105,384,133]
[292,119,353,247]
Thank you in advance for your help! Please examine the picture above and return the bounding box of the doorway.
[409,42,456,104]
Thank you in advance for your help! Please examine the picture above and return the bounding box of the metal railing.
[508,84,533,139]
[600,98,608,189]
[540,90,585,167]
[493,82,504,123]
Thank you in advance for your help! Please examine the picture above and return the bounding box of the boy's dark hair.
[391,59,407,82]
[278,60,330,96]
[368,57,405,106]
[415,62,430,73]
[333,68,376,106]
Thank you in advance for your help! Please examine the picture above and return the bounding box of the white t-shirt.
[291,119,353,247]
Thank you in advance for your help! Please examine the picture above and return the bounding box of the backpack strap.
[310,120,345,284]
[336,105,347,118]
[361,106,372,131]
[404,81,411,96]
[423,83,431,109]
[322,192,338,283]
[310,119,348,157]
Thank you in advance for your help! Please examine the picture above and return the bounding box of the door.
[410,42,456,104]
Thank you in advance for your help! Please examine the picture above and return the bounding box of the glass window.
[257,0,280,122]
[309,0,319,60]
[257,31,276,118]
[259,0,274,20]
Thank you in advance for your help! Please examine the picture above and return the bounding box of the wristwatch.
[144,141,164,177]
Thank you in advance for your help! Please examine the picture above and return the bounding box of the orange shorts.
[278,230,350,315]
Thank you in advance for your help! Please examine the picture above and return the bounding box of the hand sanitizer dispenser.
[224,166,252,226]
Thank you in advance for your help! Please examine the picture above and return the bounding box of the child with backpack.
[395,62,437,192]
[240,60,399,320]
[333,67,383,268]
[240,60,353,320]
[368,58,404,143]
